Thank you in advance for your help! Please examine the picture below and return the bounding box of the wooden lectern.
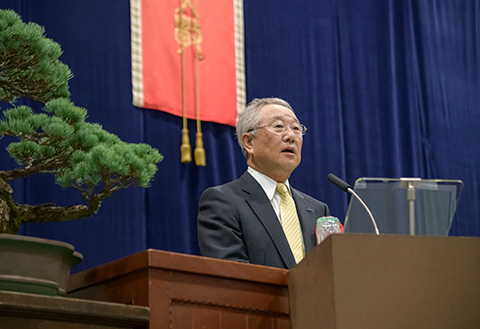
[68,249,290,329]
[288,234,480,329]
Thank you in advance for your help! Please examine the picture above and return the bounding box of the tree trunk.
[0,177,21,234]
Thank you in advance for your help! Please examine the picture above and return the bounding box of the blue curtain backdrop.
[1,0,479,273]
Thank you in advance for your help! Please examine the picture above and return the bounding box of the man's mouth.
[281,148,295,154]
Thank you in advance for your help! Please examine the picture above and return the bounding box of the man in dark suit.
[197,97,330,269]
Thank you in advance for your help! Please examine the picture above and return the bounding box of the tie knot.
[276,183,290,196]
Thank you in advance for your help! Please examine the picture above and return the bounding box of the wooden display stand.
[288,234,480,329]
[68,249,290,329]
[0,290,149,329]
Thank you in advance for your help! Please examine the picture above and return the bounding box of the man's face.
[243,104,303,183]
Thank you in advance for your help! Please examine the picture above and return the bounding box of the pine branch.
[0,156,70,181]
[16,202,100,224]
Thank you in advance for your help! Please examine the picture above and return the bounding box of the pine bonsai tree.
[0,9,163,234]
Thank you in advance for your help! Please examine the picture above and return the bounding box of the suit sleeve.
[197,186,249,263]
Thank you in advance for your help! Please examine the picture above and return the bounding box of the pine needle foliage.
[0,10,163,234]
[0,10,71,103]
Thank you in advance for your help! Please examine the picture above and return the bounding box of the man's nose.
[284,127,299,141]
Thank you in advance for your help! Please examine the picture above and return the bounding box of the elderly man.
[197,97,330,269]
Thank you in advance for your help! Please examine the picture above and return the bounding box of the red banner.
[130,0,245,127]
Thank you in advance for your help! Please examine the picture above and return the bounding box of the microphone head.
[327,173,352,192]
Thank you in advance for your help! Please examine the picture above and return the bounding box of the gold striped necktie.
[276,183,304,263]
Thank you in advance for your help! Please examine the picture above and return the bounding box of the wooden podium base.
[289,234,480,329]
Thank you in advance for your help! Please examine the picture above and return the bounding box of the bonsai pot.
[0,234,82,296]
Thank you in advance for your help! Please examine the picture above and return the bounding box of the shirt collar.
[247,167,291,200]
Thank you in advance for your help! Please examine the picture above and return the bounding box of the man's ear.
[241,133,254,155]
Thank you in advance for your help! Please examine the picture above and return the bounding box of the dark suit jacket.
[197,171,330,269]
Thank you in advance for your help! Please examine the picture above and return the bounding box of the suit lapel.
[239,172,297,269]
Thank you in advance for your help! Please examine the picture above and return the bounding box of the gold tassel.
[194,43,206,166]
[175,0,205,165]
[180,45,192,163]
[181,127,192,163]
[194,131,206,166]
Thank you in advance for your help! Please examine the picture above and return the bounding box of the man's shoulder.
[202,171,254,194]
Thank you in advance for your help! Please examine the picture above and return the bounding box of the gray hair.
[236,97,294,159]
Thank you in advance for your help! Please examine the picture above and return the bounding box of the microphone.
[327,173,380,235]
[327,173,351,192]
